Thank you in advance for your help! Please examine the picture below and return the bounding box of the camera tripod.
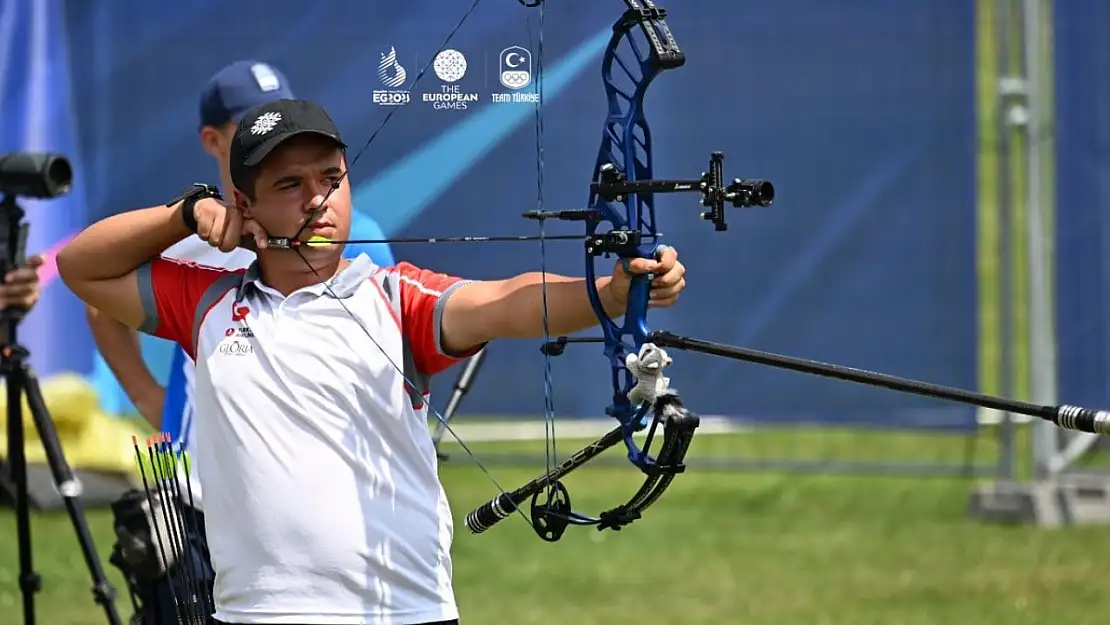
[0,193,121,625]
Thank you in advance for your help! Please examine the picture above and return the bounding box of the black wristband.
[167,183,221,235]
[181,198,200,234]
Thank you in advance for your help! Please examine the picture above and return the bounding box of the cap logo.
[251,112,282,135]
[250,63,281,92]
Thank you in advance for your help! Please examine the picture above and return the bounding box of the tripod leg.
[5,355,39,625]
[432,347,488,461]
[21,364,123,625]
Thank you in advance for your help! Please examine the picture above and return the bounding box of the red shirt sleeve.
[140,257,235,358]
[395,261,480,376]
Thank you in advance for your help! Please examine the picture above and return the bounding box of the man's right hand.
[193,197,268,252]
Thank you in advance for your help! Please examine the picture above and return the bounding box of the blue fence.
[6,0,985,430]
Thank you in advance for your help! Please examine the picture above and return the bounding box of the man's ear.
[232,188,253,219]
[199,126,224,159]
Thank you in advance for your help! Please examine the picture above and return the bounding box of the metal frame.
[968,0,1110,527]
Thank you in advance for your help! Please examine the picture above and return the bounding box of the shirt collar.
[236,253,377,300]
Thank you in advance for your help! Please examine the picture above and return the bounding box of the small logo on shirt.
[217,339,254,357]
[224,327,254,338]
[231,305,250,322]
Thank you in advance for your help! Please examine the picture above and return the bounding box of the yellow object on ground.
[0,372,150,483]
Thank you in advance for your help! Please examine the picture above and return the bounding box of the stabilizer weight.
[465,492,520,534]
[1056,406,1110,434]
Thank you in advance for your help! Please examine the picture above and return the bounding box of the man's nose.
[305,194,326,211]
[303,202,327,226]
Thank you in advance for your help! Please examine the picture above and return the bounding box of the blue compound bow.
[464,1,773,540]
[264,0,1110,545]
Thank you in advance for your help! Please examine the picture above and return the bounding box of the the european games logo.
[433,49,468,83]
[424,49,477,110]
[373,46,410,107]
[499,46,531,90]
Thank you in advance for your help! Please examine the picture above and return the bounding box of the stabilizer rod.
[646,330,1110,435]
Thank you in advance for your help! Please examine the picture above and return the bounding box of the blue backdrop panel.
[57,0,976,428]
[0,0,93,375]
[389,1,980,429]
[1054,1,1110,409]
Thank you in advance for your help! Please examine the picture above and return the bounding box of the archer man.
[57,98,686,625]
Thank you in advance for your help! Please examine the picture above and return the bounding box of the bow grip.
[621,244,665,345]
[624,274,652,346]
[465,492,520,534]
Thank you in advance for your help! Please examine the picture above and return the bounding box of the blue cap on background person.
[198,61,296,129]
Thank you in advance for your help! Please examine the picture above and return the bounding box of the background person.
[0,254,44,314]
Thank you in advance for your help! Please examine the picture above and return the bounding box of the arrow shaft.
[295,234,589,246]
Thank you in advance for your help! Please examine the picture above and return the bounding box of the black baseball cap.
[229,98,347,192]
[198,61,295,129]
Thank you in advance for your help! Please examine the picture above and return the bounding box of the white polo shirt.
[135,252,472,625]
[159,235,256,512]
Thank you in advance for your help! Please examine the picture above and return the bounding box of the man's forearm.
[86,305,162,420]
[57,202,190,282]
[489,273,622,339]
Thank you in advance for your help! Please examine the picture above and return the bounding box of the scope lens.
[45,156,73,195]
[754,182,774,205]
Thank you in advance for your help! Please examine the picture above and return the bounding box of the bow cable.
[527,0,562,520]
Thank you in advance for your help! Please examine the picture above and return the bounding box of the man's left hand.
[0,254,45,311]
[606,245,686,309]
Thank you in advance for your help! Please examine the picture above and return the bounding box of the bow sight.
[523,153,774,236]
[592,152,774,232]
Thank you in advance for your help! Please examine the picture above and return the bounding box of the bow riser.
[584,2,687,458]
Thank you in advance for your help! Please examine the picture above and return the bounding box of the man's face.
[233,134,352,247]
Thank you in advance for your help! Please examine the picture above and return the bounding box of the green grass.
[3,428,1110,625]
